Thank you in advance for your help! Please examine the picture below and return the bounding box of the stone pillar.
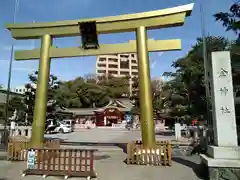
[200,51,240,180]
[21,128,25,137]
[174,123,181,140]
[27,127,32,138]
[104,116,107,126]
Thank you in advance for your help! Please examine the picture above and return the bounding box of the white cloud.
[151,60,157,69]
[0,59,37,73]
[157,52,164,57]
[2,44,35,51]
[12,67,35,72]
[150,52,164,69]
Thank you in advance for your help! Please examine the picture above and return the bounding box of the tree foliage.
[24,71,60,122]
[130,77,167,116]
[55,74,130,108]
[8,96,25,122]
[214,1,240,40]
[162,36,232,122]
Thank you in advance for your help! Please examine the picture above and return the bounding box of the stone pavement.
[0,149,204,180]
[0,128,200,180]
[45,128,176,143]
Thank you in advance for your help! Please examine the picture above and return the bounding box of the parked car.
[45,119,58,134]
[55,121,72,134]
[62,119,75,132]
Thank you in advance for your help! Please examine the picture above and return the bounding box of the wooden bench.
[22,148,97,180]
[126,140,172,166]
[7,139,61,161]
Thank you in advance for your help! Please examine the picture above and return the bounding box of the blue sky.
[0,0,237,88]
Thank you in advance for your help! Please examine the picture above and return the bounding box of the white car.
[62,119,75,132]
[55,121,72,133]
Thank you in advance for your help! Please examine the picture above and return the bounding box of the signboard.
[27,150,36,169]
[106,116,118,119]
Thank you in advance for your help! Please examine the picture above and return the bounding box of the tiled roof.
[60,98,133,115]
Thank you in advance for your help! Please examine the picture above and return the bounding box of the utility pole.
[4,0,20,129]
[200,1,212,127]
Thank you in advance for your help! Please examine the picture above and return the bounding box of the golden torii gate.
[6,3,193,148]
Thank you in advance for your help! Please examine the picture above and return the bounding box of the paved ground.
[0,128,204,180]
[0,150,204,180]
[45,128,176,143]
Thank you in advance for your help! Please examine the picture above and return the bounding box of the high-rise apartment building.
[96,53,138,77]
[96,53,138,93]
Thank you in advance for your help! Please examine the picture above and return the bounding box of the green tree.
[56,76,110,108]
[8,96,25,123]
[214,1,240,39]
[97,74,130,98]
[24,71,60,123]
[130,77,170,117]
[214,2,240,92]
[130,76,140,114]
[163,36,230,122]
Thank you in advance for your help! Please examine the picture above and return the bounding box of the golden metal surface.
[137,26,156,148]
[6,3,194,39]
[7,3,193,28]
[5,3,194,148]
[30,34,52,147]
[15,39,181,60]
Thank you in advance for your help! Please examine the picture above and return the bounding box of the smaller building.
[0,89,24,123]
[11,84,36,94]
[60,98,133,126]
[11,86,26,94]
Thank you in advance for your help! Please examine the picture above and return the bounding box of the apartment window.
[120,60,129,69]
[132,72,138,76]
[108,58,118,63]
[120,55,129,58]
[120,71,129,75]
[0,111,3,118]
[97,63,106,67]
[99,57,106,62]
[132,60,137,64]
[131,54,135,57]
[97,70,106,74]
[108,70,118,75]
[19,89,22,92]
[132,66,138,70]
[16,89,18,92]
[108,64,118,68]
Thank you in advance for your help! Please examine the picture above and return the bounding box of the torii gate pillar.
[136,26,155,147]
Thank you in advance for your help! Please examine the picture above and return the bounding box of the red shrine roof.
[59,98,132,116]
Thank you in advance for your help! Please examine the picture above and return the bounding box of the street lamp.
[4,0,20,129]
